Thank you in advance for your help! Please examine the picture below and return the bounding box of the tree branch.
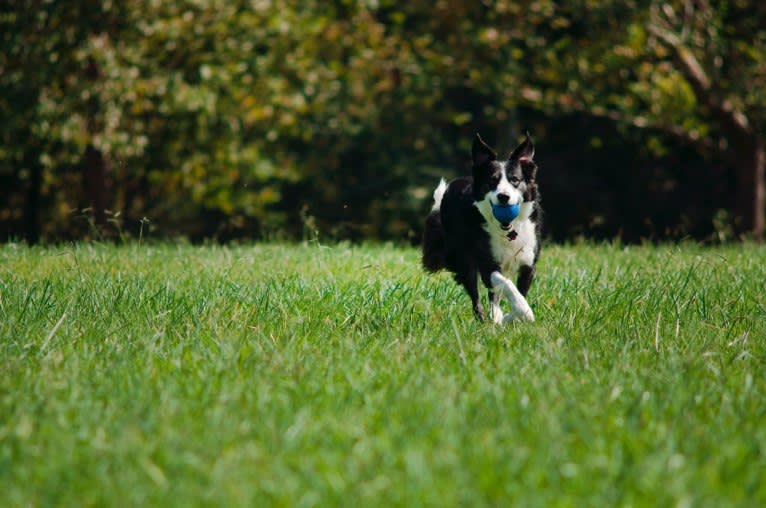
[647,4,751,137]
[519,87,714,150]
[592,106,714,149]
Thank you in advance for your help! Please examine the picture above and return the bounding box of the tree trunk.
[84,56,110,229]
[735,139,765,241]
[23,150,42,244]
[84,143,110,227]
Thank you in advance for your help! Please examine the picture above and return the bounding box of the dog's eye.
[509,176,521,185]
[491,174,501,184]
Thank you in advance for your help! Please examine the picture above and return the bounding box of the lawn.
[1,242,765,507]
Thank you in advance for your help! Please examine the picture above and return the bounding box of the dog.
[421,132,542,323]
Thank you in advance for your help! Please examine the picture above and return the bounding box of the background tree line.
[1,0,764,244]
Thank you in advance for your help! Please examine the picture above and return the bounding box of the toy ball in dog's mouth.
[492,202,520,225]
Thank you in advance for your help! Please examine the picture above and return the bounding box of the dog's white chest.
[489,219,537,273]
[477,201,537,274]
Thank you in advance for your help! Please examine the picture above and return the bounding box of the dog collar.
[498,220,517,238]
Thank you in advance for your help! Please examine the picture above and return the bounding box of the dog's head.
[471,132,537,206]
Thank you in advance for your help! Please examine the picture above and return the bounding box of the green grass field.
[1,242,765,507]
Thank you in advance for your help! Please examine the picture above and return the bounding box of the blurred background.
[1,0,764,244]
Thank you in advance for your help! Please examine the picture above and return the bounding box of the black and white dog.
[422,132,542,323]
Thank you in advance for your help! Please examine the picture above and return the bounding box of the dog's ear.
[472,133,497,167]
[509,131,534,163]
[521,160,537,181]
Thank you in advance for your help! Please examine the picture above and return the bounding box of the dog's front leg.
[490,271,535,322]
[487,289,504,324]
[456,268,484,320]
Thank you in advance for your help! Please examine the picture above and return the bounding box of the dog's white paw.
[490,303,504,324]
[502,307,535,323]
[490,271,535,323]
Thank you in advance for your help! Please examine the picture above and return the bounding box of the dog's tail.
[422,179,448,273]
[431,178,447,211]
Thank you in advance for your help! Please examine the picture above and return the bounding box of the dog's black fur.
[422,133,542,320]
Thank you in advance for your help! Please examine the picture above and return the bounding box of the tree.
[518,0,766,240]
[646,0,765,240]
[1,1,132,241]
[2,1,761,242]
[1,1,299,240]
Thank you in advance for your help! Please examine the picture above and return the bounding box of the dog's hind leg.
[490,271,535,322]
[422,210,446,273]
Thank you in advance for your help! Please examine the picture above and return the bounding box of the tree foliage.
[1,0,764,242]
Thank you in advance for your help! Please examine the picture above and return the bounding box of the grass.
[1,241,765,507]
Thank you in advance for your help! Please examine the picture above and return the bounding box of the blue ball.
[492,203,521,223]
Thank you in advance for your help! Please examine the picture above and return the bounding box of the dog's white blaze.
[489,163,522,206]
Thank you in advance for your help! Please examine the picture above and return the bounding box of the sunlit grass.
[1,242,765,506]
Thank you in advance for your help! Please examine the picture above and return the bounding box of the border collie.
[421,132,542,323]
